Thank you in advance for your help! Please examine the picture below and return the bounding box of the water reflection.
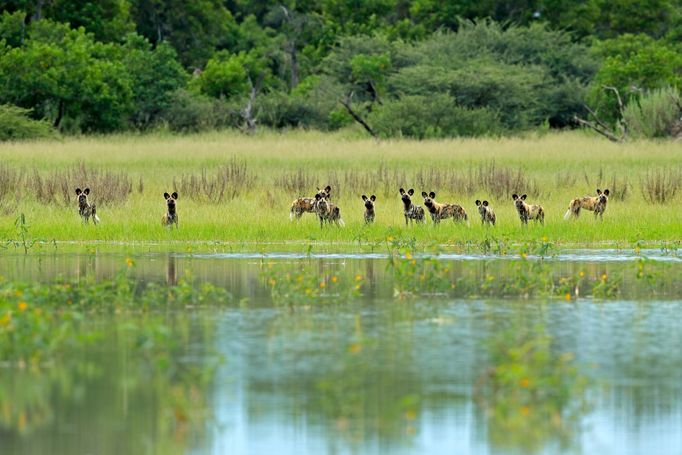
[0,250,681,454]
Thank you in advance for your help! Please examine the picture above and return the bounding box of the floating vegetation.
[0,268,233,367]
[261,261,364,306]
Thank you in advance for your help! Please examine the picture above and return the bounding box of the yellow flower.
[521,252,528,259]
[387,236,395,242]
[520,406,531,416]
[601,273,608,281]
[405,252,412,260]
[542,236,549,242]
[520,378,530,388]
[319,281,326,289]
[14,290,23,298]
[355,274,363,282]
[268,279,277,287]
[125,258,134,268]
[17,301,27,312]
[565,293,571,301]
[348,343,362,354]
[355,284,361,290]
[331,276,338,283]
[579,271,585,278]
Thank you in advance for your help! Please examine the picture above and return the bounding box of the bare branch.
[574,115,622,143]
[340,92,377,139]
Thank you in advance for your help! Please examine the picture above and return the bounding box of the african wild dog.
[512,194,544,225]
[564,189,610,220]
[315,192,344,227]
[421,191,468,225]
[290,185,331,220]
[399,188,425,225]
[162,192,179,228]
[75,187,99,225]
[362,194,376,223]
[475,199,496,226]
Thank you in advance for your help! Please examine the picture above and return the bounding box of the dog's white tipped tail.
[338,218,345,227]
[94,214,101,224]
[563,209,571,221]
[290,210,294,221]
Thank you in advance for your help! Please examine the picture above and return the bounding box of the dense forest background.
[0,0,681,139]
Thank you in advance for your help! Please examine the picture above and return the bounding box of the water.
[1,249,681,454]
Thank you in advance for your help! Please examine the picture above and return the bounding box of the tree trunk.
[340,93,377,139]
[54,100,65,129]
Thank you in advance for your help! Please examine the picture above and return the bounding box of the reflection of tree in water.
[475,321,590,453]
[244,304,426,446]
[0,313,218,454]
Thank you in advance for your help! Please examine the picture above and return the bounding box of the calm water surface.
[1,249,681,455]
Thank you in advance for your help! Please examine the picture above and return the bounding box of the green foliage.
[121,33,188,129]
[158,89,237,132]
[0,104,56,141]
[0,19,134,132]
[588,34,682,124]
[623,86,681,138]
[131,0,238,67]
[43,0,135,42]
[369,94,502,139]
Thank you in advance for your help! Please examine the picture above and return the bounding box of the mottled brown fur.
[75,187,99,225]
[564,189,609,220]
[162,191,179,228]
[290,185,331,220]
[421,191,468,224]
[362,194,376,223]
[512,194,544,225]
[475,199,496,226]
[399,188,425,225]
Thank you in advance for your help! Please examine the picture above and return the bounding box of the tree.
[0,19,133,131]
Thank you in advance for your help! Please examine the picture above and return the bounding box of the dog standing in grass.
[290,185,331,220]
[512,194,544,225]
[315,191,344,227]
[162,192,179,228]
[475,199,496,226]
[399,188,425,225]
[564,189,609,220]
[362,194,376,223]
[75,187,99,225]
[421,191,468,224]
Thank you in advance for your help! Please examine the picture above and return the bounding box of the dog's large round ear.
[596,189,602,195]
[324,185,331,193]
[483,200,489,206]
[362,194,367,201]
[370,195,376,202]
[83,188,90,195]
[421,191,428,198]
[399,188,405,195]
[429,191,436,199]
[315,193,321,200]
[172,192,178,200]
[475,199,481,206]
[408,188,414,196]
[512,194,518,200]
[521,194,527,200]
[75,188,82,195]
[603,189,610,196]
[164,192,170,200]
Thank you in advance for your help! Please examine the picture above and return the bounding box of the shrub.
[159,90,238,132]
[622,86,681,138]
[174,158,256,203]
[369,94,502,138]
[0,104,57,141]
[641,168,682,204]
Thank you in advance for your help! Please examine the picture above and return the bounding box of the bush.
[369,94,503,138]
[0,104,57,141]
[159,90,238,132]
[622,86,681,138]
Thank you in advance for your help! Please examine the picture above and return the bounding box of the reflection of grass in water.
[476,324,590,452]
[0,265,230,443]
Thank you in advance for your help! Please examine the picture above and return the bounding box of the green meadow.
[1,130,680,250]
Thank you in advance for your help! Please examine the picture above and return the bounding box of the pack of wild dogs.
[72,185,610,228]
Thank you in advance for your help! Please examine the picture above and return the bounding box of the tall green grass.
[0,130,681,249]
